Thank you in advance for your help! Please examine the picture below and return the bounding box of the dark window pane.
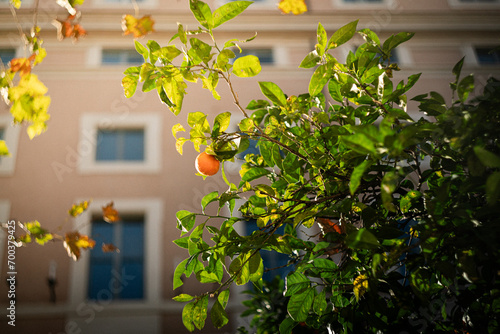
[123,130,145,161]
[102,49,143,65]
[234,48,274,65]
[96,130,118,161]
[0,49,16,64]
[88,216,145,300]
[475,47,500,65]
[96,129,144,162]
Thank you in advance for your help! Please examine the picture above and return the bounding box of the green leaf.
[287,287,315,322]
[342,133,377,155]
[382,32,414,53]
[158,46,182,63]
[122,75,138,98]
[486,171,500,205]
[176,210,196,235]
[309,63,331,96]
[211,300,229,328]
[189,38,213,64]
[173,258,188,289]
[299,50,320,69]
[474,146,500,168]
[284,271,310,296]
[345,228,380,250]
[212,111,231,136]
[201,191,219,212]
[327,20,358,49]
[381,170,399,212]
[457,74,474,102]
[147,40,161,64]
[316,22,327,56]
[452,56,465,84]
[258,81,287,107]
[233,55,262,77]
[173,293,194,302]
[279,317,297,334]
[350,160,373,195]
[190,0,214,29]
[194,296,209,330]
[239,167,271,187]
[358,28,381,48]
[313,289,328,315]
[182,301,195,332]
[213,1,253,28]
[134,40,149,61]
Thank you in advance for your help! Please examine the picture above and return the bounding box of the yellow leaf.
[121,14,155,38]
[278,0,308,15]
[0,140,9,156]
[353,274,369,301]
[64,231,96,261]
[68,200,91,217]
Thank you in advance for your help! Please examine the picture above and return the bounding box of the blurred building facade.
[0,0,499,333]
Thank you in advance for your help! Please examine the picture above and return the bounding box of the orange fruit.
[195,152,220,176]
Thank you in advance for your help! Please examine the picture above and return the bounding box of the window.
[333,0,391,7]
[69,199,162,301]
[343,0,383,2]
[474,47,500,65]
[96,129,145,161]
[88,215,145,300]
[449,0,500,7]
[0,115,21,176]
[102,49,144,65]
[0,48,16,65]
[233,48,274,65]
[78,113,161,174]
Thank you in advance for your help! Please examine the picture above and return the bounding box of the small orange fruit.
[195,152,220,176]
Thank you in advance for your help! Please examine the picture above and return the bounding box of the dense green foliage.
[124,1,500,333]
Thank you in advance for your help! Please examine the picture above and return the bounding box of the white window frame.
[0,115,21,176]
[78,113,162,174]
[0,200,11,273]
[215,0,276,9]
[332,0,395,9]
[448,0,500,8]
[68,198,163,332]
[90,0,158,9]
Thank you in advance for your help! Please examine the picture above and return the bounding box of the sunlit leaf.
[24,221,53,245]
[64,231,96,261]
[213,0,253,28]
[278,0,308,15]
[353,274,369,301]
[0,140,10,156]
[122,14,155,38]
[68,200,90,217]
[190,0,214,29]
[258,81,287,107]
[233,55,261,78]
[52,14,87,41]
[102,202,120,223]
[10,57,32,77]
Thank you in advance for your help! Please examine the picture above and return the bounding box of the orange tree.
[123,0,500,333]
